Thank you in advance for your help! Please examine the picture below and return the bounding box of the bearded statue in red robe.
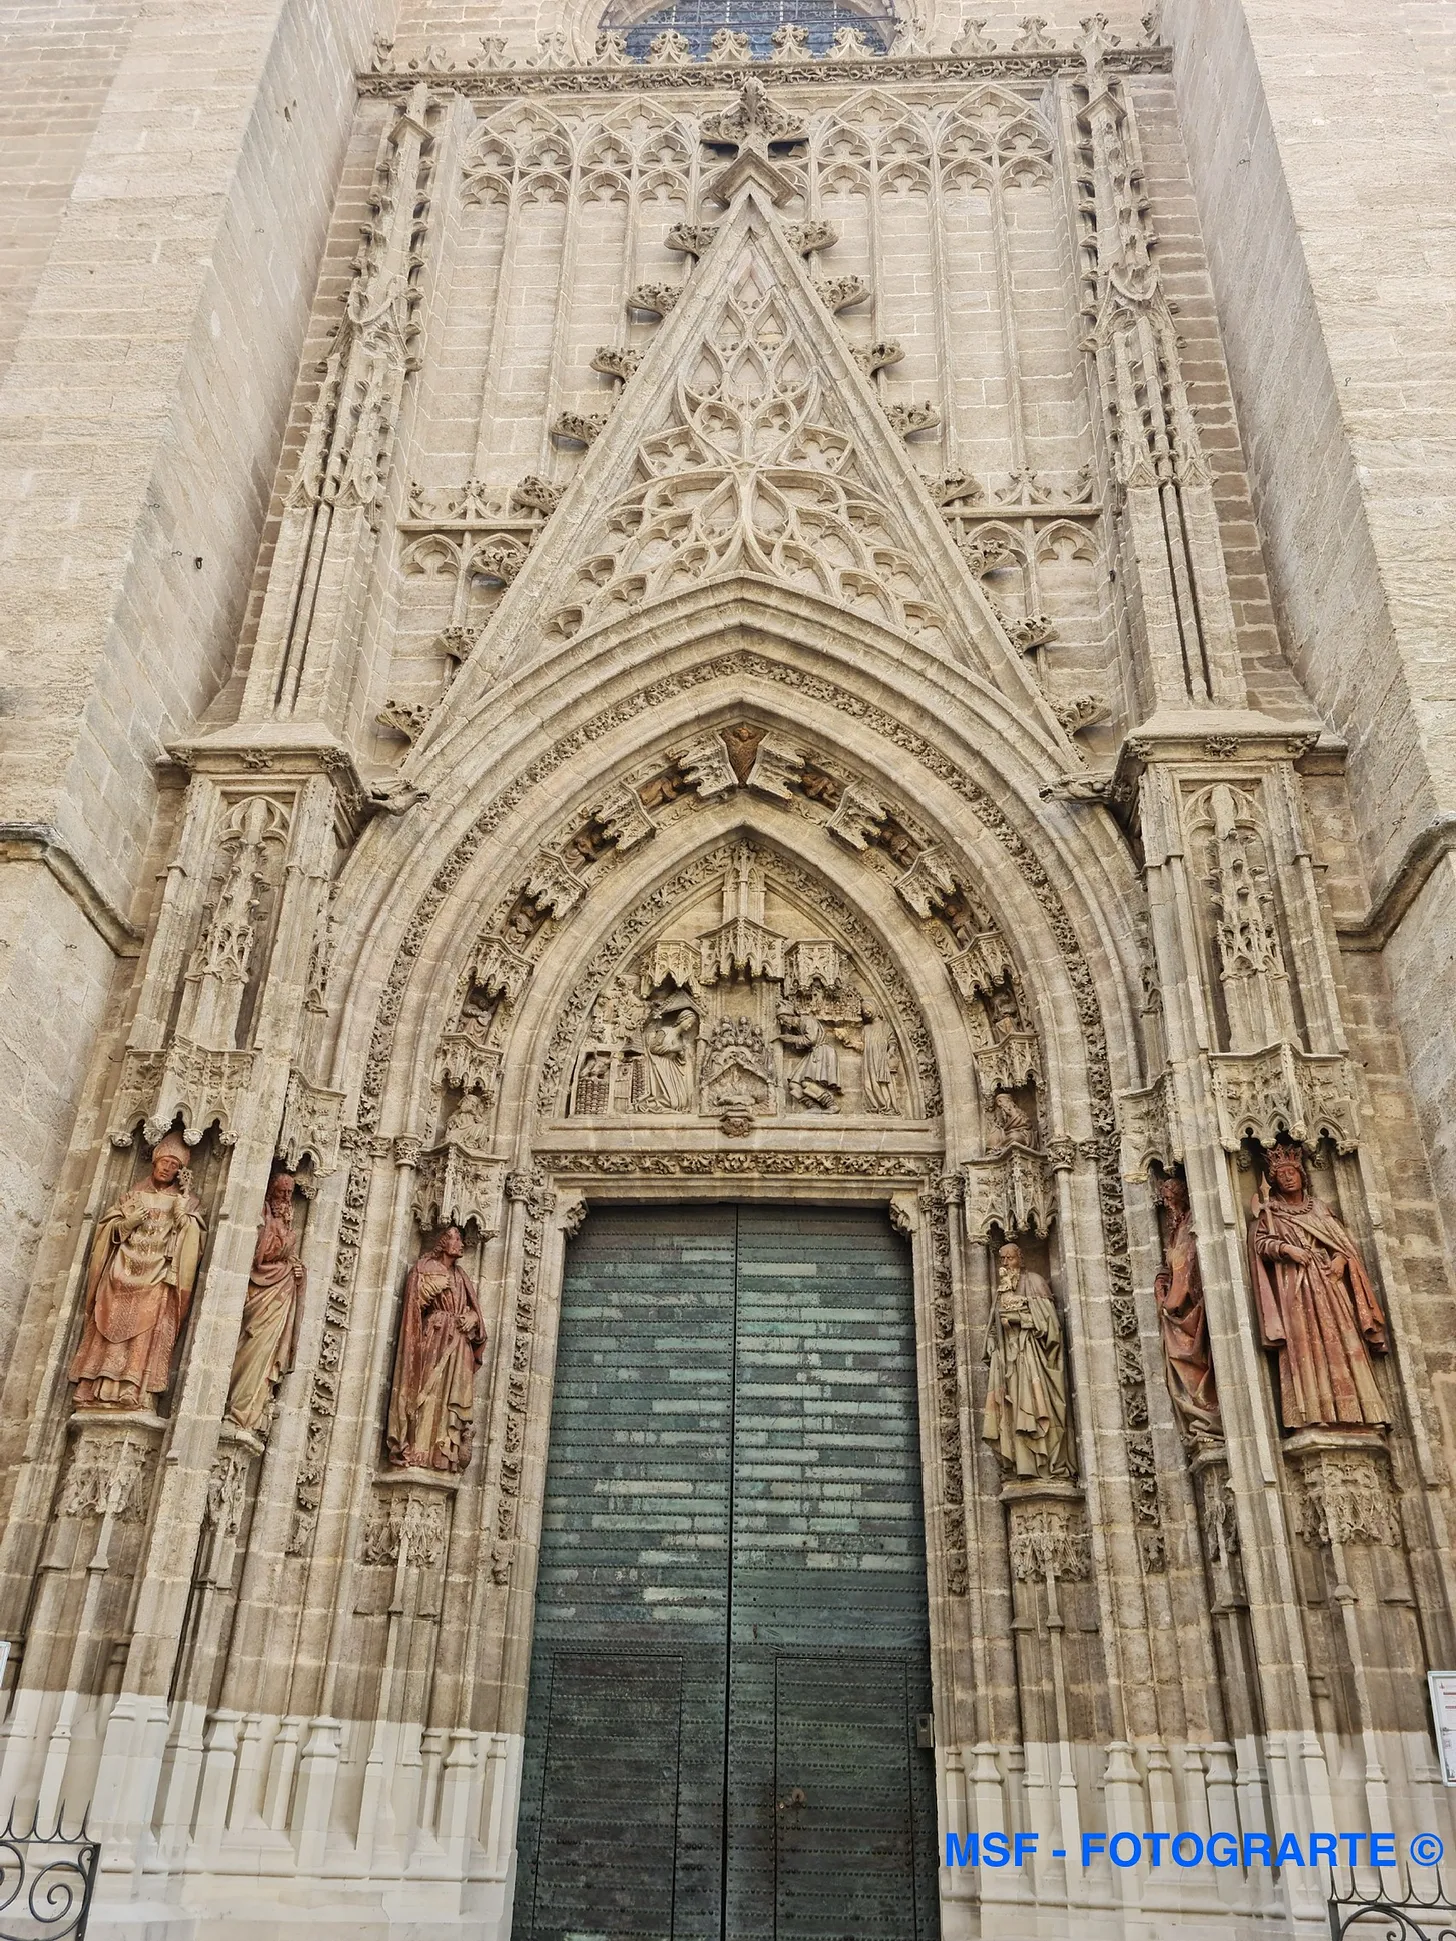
[1249,1142,1388,1431]
[386,1226,487,1473]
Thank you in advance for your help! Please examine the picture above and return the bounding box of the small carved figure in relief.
[445,1088,493,1152]
[1249,1142,1389,1431]
[989,985,1023,1040]
[386,1226,487,1474]
[860,1006,901,1115]
[71,1130,207,1413]
[630,993,699,1111]
[990,1090,1034,1148]
[700,1017,775,1115]
[573,1050,614,1116]
[1152,1174,1221,1444]
[226,1171,305,1435]
[983,1242,1076,1482]
[779,1007,841,1112]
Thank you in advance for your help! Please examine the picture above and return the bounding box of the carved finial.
[1077,12,1120,81]
[593,30,630,66]
[1011,16,1057,51]
[700,76,808,153]
[770,23,812,61]
[708,28,753,63]
[646,28,693,65]
[950,19,995,54]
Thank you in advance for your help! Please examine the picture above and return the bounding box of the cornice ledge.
[0,821,142,958]
[1337,813,1456,954]
[355,45,1173,98]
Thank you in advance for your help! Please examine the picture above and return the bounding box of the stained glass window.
[601,0,896,63]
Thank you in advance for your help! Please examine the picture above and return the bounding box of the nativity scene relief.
[563,841,913,1128]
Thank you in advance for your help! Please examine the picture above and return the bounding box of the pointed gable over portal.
[443,167,1061,745]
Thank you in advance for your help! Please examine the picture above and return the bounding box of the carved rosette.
[1209,1044,1360,1154]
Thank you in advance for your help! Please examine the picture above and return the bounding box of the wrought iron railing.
[1330,1869,1456,1941]
[0,1807,99,1941]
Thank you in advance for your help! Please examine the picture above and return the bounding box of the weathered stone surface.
[0,5,1452,1937]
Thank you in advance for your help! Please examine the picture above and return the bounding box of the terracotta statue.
[70,1128,206,1413]
[860,1007,901,1114]
[386,1225,487,1472]
[1153,1174,1222,1442]
[983,1242,1076,1481]
[225,1171,305,1434]
[1249,1142,1389,1430]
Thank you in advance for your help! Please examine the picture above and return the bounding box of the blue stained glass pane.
[603,0,895,63]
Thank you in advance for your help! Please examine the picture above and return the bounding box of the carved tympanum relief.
[561,840,915,1126]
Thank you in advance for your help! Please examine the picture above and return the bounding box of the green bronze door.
[513,1205,938,1941]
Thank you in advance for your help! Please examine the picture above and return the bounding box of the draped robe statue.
[860,1008,900,1114]
[632,996,698,1112]
[70,1128,206,1413]
[386,1225,487,1472]
[1153,1174,1222,1442]
[983,1243,1076,1481]
[226,1171,305,1434]
[1249,1143,1389,1430]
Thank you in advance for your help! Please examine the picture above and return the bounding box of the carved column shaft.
[100,773,339,1712]
[240,86,443,730]
[1132,749,1373,1772]
[1066,64,1243,713]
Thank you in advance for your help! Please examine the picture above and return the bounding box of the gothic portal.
[2,3,1455,1940]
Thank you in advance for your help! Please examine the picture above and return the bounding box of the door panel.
[514,1206,937,1941]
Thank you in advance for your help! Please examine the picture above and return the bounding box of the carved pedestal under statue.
[225,1171,306,1435]
[1248,1142,1388,1431]
[983,1242,1076,1483]
[70,1128,206,1414]
[386,1226,487,1473]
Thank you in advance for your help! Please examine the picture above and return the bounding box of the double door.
[513,1204,938,1941]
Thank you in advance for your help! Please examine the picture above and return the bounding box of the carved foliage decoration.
[1007,1501,1091,1581]
[543,235,951,651]
[361,1488,450,1568]
[58,1431,154,1523]
[1292,1449,1401,1550]
[1208,1043,1360,1155]
[318,652,1155,1564]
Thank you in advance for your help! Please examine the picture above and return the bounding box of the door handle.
[776,1787,807,1812]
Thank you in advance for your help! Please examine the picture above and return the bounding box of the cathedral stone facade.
[1,2,1454,1937]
